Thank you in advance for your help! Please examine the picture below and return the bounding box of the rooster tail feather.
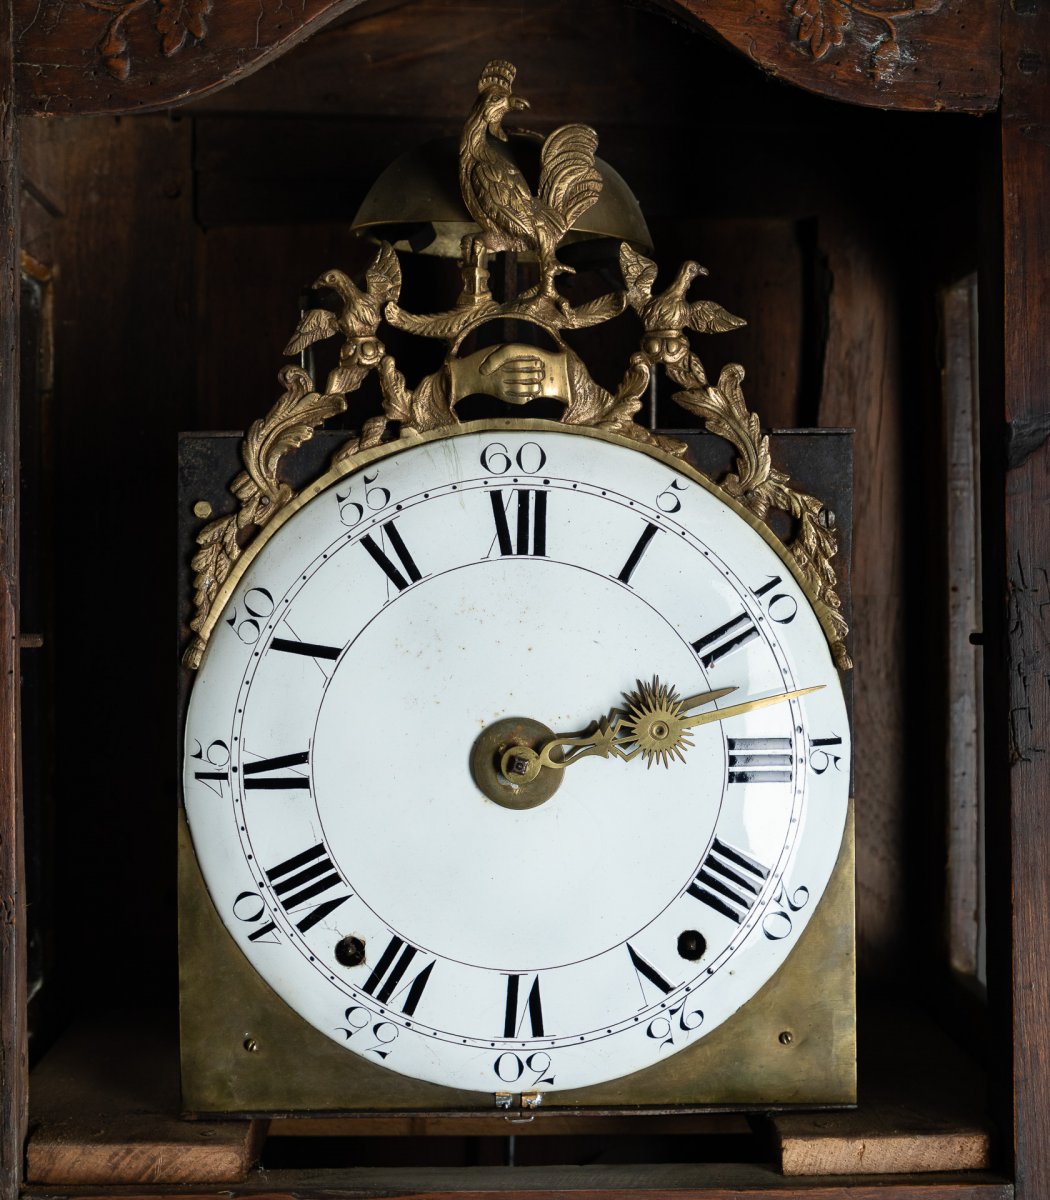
[539,123,602,234]
[365,242,402,304]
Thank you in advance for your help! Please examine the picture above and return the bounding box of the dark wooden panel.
[813,212,907,979]
[0,4,27,1199]
[184,0,846,126]
[21,1170,1014,1198]
[12,0,1000,118]
[188,0,998,120]
[1000,2,1050,1197]
[941,275,982,982]
[193,224,375,433]
[26,1016,262,1185]
[17,115,196,1017]
[676,0,1000,114]
[19,1006,1006,1194]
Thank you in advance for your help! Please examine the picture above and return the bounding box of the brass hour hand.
[498,683,734,782]
[504,677,824,776]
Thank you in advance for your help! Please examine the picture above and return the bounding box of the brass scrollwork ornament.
[184,58,851,673]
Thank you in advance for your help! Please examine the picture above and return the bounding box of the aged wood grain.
[12,0,1001,118]
[17,114,196,1010]
[774,1118,991,1176]
[19,1172,1013,1199]
[26,1115,264,1186]
[26,1015,263,1185]
[0,5,27,1200]
[814,214,907,976]
[941,275,983,981]
[1000,2,1050,1197]
[771,1003,994,1175]
[676,0,1000,112]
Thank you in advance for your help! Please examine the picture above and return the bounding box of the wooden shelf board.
[26,1008,998,1190]
[769,1004,995,1176]
[26,1015,263,1186]
[22,1164,1013,1199]
[772,1113,991,1177]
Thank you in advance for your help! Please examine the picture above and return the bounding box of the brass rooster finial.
[458,59,603,305]
[183,63,851,674]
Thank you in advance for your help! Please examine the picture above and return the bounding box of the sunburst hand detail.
[500,676,823,780]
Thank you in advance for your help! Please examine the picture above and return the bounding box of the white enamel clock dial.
[183,422,850,1096]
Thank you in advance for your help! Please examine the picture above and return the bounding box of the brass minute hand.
[678,685,824,730]
[524,685,737,773]
[520,677,824,773]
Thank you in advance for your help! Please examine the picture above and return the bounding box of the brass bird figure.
[620,244,746,336]
[284,243,402,356]
[459,60,603,303]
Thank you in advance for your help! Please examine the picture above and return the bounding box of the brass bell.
[351,133,652,259]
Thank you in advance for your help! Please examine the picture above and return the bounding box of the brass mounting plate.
[179,805,855,1115]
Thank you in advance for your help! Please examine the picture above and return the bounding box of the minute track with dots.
[184,426,850,1094]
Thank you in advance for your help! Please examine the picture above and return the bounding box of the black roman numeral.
[360,935,436,1016]
[691,610,759,667]
[265,843,350,933]
[271,636,342,661]
[504,973,545,1037]
[490,489,547,556]
[626,942,674,1003]
[361,520,423,591]
[242,749,311,790]
[728,737,793,784]
[687,837,770,924]
[616,522,659,584]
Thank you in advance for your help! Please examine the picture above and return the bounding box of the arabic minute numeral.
[225,587,275,645]
[338,1006,399,1059]
[493,1050,555,1087]
[336,471,391,527]
[762,879,811,941]
[646,998,705,1050]
[480,441,547,475]
[810,735,845,774]
[752,575,798,624]
[231,889,280,944]
[655,479,687,513]
[191,738,231,796]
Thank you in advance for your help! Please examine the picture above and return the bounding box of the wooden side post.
[0,0,26,1196]
[1000,2,1050,1196]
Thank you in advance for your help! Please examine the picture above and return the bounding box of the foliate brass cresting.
[184,59,851,672]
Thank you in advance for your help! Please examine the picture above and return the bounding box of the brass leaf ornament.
[184,60,851,673]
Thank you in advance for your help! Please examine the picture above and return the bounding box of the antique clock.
[179,60,854,1114]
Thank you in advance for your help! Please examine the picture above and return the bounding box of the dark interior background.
[16,0,992,1165]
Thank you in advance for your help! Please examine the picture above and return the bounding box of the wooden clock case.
[2,0,1048,1196]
